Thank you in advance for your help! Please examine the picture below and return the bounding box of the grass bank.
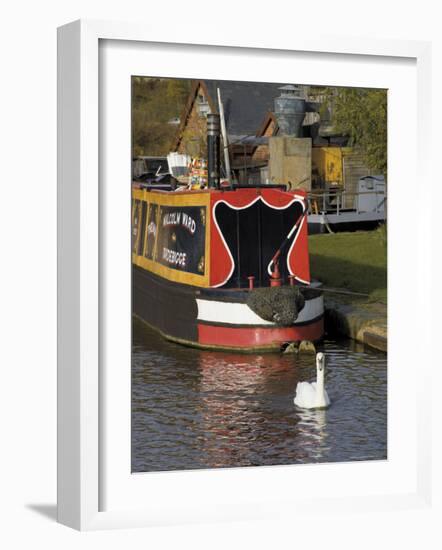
[308,228,387,304]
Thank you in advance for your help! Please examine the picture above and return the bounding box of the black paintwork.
[215,200,304,288]
[132,265,198,342]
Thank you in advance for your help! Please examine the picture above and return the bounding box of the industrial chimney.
[274,85,306,137]
[269,84,312,191]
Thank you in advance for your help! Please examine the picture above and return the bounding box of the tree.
[326,88,387,176]
[132,77,191,156]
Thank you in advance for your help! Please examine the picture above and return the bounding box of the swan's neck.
[316,368,325,394]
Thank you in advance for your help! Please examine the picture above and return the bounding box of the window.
[197,93,210,117]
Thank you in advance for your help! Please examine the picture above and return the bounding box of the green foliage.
[327,88,387,175]
[132,77,191,156]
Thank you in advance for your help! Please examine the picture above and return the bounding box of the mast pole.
[217,88,232,187]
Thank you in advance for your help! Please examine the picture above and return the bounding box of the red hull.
[197,318,324,350]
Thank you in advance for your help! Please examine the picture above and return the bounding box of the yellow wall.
[312,147,344,186]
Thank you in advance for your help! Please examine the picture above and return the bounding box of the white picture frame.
[57,19,433,531]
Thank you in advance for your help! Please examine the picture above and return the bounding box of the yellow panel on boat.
[132,189,211,287]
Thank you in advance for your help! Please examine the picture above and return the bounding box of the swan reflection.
[295,408,330,461]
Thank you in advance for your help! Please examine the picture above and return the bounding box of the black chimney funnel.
[207,113,221,189]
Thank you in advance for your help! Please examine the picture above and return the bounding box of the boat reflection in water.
[197,351,332,468]
[197,352,294,468]
[131,318,387,473]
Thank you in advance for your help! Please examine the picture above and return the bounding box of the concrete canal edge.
[323,296,387,353]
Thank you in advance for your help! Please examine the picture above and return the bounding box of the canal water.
[132,317,387,472]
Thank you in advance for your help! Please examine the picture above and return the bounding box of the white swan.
[294,352,330,409]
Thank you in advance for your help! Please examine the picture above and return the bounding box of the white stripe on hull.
[196,295,323,326]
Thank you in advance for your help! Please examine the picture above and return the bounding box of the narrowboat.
[131,114,324,352]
